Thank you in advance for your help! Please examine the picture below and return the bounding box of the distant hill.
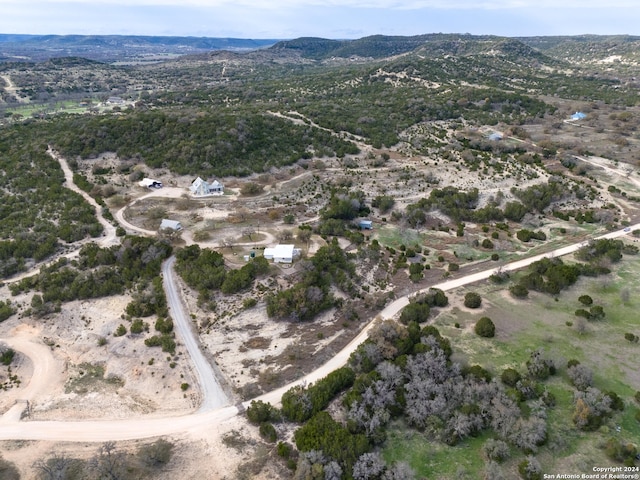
[3,32,639,65]
[269,34,555,65]
[0,34,279,63]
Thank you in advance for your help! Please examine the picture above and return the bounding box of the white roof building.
[160,219,182,231]
[263,244,301,264]
[138,178,163,188]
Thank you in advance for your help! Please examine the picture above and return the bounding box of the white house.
[263,244,301,264]
[190,177,224,197]
[160,219,182,231]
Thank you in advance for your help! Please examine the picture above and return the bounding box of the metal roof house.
[190,177,224,197]
[359,219,373,230]
[263,244,301,264]
[571,112,587,120]
[160,219,183,231]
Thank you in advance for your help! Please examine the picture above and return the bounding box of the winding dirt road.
[48,147,118,247]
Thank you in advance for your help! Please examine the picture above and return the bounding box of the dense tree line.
[512,180,566,213]
[266,240,356,322]
[10,237,172,315]
[282,367,356,423]
[174,245,270,305]
[515,257,610,296]
[575,238,638,264]
[49,110,359,177]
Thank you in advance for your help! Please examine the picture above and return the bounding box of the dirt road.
[163,257,229,411]
[48,147,118,247]
[0,326,64,422]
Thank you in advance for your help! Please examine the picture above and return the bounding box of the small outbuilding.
[359,219,373,230]
[571,111,587,121]
[488,132,503,141]
[160,219,182,231]
[139,178,163,189]
[263,244,301,264]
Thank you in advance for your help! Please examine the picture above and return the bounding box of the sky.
[1,0,639,39]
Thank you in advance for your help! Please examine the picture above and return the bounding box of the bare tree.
[568,364,593,391]
[279,229,294,242]
[33,454,74,480]
[482,439,510,462]
[242,227,256,241]
[483,461,506,480]
[382,462,416,480]
[89,442,127,480]
[352,452,386,480]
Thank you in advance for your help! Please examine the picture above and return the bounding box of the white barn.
[190,177,224,196]
[263,244,301,264]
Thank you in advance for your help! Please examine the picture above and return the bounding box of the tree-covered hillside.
[0,124,103,277]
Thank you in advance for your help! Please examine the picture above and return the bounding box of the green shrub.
[277,442,292,459]
[155,317,173,334]
[464,292,482,308]
[130,318,146,334]
[243,297,257,309]
[482,238,494,249]
[509,284,529,298]
[605,391,625,411]
[180,383,189,391]
[145,334,176,354]
[259,422,278,442]
[399,302,430,324]
[114,324,127,337]
[578,295,593,305]
[0,349,15,366]
[604,437,638,465]
[464,364,492,382]
[624,332,639,343]
[247,400,277,425]
[475,316,495,338]
[0,300,16,322]
[501,368,522,387]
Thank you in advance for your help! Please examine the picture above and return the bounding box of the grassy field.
[383,248,640,478]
